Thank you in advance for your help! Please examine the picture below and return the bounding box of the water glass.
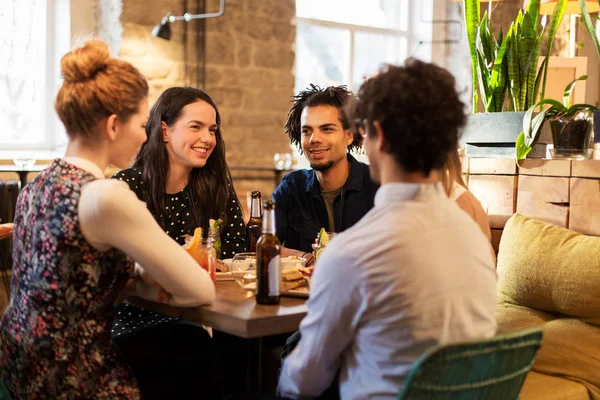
[230,252,257,291]
[273,153,286,170]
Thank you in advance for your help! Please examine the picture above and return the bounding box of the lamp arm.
[168,0,225,22]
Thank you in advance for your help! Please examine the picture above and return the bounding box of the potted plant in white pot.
[516,75,599,161]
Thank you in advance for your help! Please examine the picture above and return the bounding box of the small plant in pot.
[516,75,599,161]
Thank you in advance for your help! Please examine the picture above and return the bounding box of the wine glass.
[230,252,257,291]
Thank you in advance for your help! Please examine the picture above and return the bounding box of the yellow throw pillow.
[497,214,600,325]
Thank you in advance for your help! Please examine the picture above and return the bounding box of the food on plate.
[281,266,311,292]
[216,260,229,272]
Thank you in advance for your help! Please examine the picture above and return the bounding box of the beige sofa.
[496,214,600,400]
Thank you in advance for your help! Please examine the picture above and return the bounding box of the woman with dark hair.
[116,86,245,249]
[111,87,245,399]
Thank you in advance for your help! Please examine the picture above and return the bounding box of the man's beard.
[310,160,334,171]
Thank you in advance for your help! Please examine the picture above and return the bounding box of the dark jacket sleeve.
[220,192,247,259]
[272,178,290,246]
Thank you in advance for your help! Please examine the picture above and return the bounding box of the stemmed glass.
[230,252,257,291]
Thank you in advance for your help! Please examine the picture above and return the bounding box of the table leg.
[245,337,263,399]
[17,171,28,189]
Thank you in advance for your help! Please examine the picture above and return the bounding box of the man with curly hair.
[273,85,377,256]
[278,60,497,399]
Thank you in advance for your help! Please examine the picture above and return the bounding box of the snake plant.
[463,0,568,113]
[579,0,600,59]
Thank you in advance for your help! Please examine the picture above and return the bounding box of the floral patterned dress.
[0,159,140,399]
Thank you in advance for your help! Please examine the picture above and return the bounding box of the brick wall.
[119,0,296,215]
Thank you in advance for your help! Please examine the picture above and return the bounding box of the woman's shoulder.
[450,181,468,201]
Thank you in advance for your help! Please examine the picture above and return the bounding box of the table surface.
[129,281,307,339]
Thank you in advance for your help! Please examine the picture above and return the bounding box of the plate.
[223,256,307,269]
[281,288,309,298]
[216,272,233,281]
[222,258,234,268]
[239,282,309,298]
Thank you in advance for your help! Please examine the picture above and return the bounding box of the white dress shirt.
[278,182,497,400]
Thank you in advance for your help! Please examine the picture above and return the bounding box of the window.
[295,0,413,93]
[0,0,70,153]
[293,0,435,165]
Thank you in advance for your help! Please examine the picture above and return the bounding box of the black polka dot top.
[109,167,247,338]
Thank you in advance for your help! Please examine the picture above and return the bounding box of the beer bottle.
[256,199,280,305]
[246,191,262,252]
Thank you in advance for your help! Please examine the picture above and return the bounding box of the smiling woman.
[110,87,246,398]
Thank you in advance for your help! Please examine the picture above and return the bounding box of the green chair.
[397,328,543,400]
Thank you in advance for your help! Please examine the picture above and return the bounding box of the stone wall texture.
[119,0,296,216]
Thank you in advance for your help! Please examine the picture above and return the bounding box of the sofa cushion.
[496,302,555,333]
[534,318,600,400]
[497,214,600,325]
[521,371,589,400]
[497,305,600,397]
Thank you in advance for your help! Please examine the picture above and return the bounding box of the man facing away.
[273,85,377,257]
[277,59,497,399]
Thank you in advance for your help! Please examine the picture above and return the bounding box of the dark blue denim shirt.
[272,154,378,253]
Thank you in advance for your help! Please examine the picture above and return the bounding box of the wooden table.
[129,281,307,339]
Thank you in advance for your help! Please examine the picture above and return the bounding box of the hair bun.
[61,40,111,83]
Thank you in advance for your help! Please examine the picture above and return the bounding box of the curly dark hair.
[284,84,362,153]
[348,58,466,175]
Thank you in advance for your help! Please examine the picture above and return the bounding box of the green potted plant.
[460,0,567,157]
[516,75,599,161]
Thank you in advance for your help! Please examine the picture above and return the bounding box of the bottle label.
[269,255,281,296]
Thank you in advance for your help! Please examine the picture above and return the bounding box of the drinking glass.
[209,232,221,260]
[230,252,257,291]
[273,153,286,170]
[313,231,336,263]
[283,153,293,169]
[184,237,217,283]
